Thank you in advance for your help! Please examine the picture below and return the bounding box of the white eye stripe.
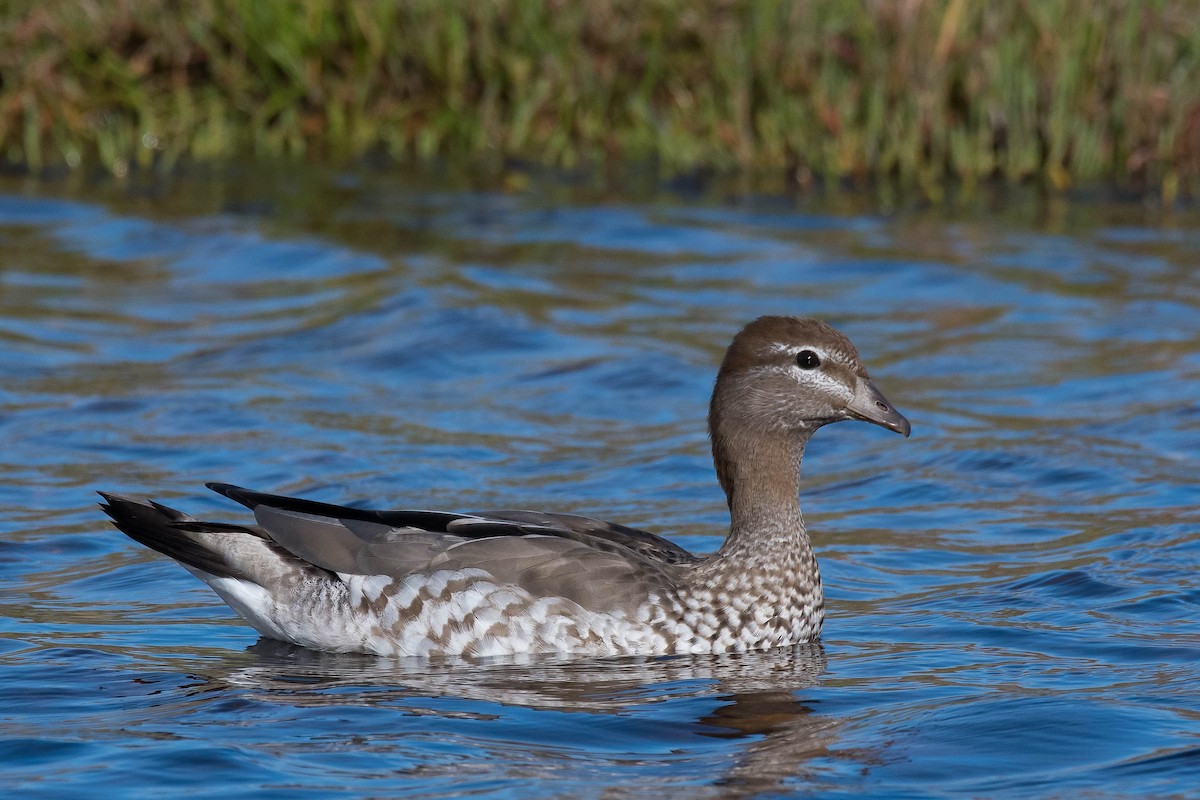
[768,342,828,359]
[767,343,846,369]
[768,342,863,372]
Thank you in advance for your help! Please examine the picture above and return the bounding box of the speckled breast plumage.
[258,555,826,658]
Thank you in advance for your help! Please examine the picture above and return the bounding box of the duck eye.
[796,350,821,370]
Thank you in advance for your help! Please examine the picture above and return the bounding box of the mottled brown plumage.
[101,316,910,657]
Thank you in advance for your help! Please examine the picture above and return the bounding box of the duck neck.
[711,423,814,561]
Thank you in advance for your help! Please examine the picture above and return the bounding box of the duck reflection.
[194,638,843,793]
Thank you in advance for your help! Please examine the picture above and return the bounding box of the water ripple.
[0,170,1198,798]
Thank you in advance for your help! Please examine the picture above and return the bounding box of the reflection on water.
[231,640,828,713]
[225,640,838,796]
[0,166,1198,798]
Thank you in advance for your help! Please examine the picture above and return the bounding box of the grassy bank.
[3,0,1199,196]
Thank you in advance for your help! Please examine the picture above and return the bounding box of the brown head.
[708,316,910,506]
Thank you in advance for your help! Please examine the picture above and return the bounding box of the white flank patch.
[202,576,290,642]
[336,573,393,607]
[421,571,450,598]
[391,579,420,610]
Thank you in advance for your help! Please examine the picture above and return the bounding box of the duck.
[101,316,910,658]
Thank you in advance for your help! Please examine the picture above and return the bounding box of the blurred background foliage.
[2,0,1199,197]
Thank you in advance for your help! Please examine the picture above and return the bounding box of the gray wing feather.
[472,509,699,565]
[249,504,690,614]
[253,506,471,576]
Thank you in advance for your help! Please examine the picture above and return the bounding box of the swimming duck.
[101,316,910,657]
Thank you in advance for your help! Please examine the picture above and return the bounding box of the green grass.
[3,0,1199,196]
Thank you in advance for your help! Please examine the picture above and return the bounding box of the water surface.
[1,168,1198,798]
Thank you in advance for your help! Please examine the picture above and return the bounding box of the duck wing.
[207,483,699,613]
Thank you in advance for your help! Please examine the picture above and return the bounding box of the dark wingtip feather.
[206,482,252,505]
[205,482,463,532]
[207,482,313,514]
[98,491,146,522]
[100,491,249,580]
[97,490,125,510]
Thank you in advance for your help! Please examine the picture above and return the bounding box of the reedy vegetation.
[3,0,1199,196]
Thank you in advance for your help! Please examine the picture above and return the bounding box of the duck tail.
[100,492,341,645]
[99,492,267,581]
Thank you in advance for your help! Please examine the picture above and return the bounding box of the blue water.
[1,167,1198,798]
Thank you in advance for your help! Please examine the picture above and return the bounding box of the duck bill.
[847,377,911,437]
